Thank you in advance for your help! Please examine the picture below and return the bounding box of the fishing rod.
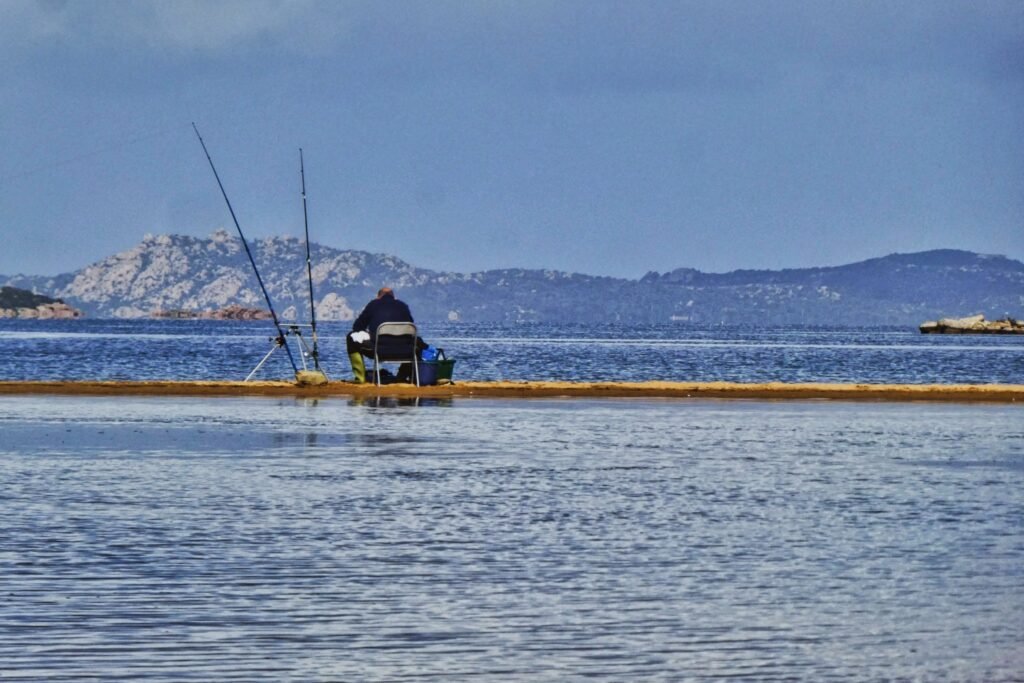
[191,123,299,375]
[299,148,321,371]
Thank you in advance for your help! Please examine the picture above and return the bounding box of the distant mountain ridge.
[2,232,1021,325]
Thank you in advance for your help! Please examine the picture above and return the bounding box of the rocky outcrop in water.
[2,234,1022,325]
[920,314,1024,334]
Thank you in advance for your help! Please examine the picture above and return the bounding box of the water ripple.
[2,397,1023,680]
[1,319,1023,383]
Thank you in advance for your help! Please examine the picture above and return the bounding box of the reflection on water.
[348,396,455,409]
[0,395,1022,681]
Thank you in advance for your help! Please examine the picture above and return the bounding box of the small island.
[0,286,82,319]
[920,314,1023,334]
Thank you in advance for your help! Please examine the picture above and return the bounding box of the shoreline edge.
[0,380,1022,403]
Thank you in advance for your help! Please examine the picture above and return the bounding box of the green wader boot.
[349,352,367,384]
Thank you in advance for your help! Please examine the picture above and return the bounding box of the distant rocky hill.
[2,232,1021,325]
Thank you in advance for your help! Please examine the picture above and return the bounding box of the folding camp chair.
[371,322,420,386]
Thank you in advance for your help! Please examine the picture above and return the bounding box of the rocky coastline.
[0,286,82,319]
[151,305,272,320]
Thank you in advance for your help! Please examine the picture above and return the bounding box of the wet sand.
[0,380,1022,402]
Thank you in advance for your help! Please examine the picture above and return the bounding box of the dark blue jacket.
[352,293,414,338]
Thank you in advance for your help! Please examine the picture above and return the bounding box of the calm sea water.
[0,396,1022,681]
[1,319,1023,383]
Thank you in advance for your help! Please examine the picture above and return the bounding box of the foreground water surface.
[1,395,1021,681]
[1,319,1022,383]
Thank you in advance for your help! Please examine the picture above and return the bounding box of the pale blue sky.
[1,0,1021,278]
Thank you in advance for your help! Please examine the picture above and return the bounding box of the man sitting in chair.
[347,286,416,384]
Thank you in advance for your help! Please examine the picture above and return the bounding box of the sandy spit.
[0,380,1022,403]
